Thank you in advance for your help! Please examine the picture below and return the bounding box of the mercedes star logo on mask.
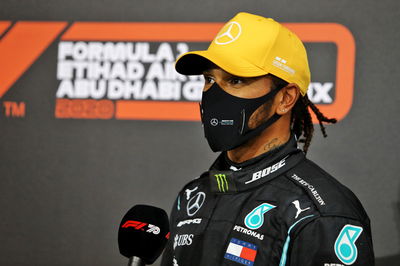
[186,192,206,216]
[210,118,219,126]
[214,21,242,45]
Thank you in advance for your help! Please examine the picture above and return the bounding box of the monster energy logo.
[215,174,229,192]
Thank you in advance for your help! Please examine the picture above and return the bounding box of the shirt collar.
[208,135,305,193]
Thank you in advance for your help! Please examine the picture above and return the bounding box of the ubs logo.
[214,21,242,45]
[186,191,206,216]
[174,234,194,249]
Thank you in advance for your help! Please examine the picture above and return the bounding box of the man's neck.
[226,126,291,164]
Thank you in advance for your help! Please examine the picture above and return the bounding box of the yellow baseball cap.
[175,12,311,95]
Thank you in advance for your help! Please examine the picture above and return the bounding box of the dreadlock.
[267,74,337,154]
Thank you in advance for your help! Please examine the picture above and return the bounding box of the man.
[161,12,374,266]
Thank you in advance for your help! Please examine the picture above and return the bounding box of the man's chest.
[171,183,296,265]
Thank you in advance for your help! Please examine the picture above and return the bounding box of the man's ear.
[275,83,301,115]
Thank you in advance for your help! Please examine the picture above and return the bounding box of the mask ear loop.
[238,84,286,136]
[239,109,246,135]
[199,102,205,125]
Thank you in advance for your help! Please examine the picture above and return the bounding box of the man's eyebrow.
[202,69,213,74]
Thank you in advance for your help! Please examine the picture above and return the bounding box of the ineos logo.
[215,22,242,45]
[186,192,206,216]
[210,118,218,126]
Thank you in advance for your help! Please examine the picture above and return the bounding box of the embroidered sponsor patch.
[173,234,194,249]
[209,171,237,193]
[224,238,258,265]
[233,225,264,240]
[334,225,363,265]
[244,203,276,230]
[176,218,202,227]
[245,158,286,184]
[291,173,326,205]
[186,191,206,216]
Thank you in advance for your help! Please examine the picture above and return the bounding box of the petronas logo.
[215,174,229,192]
[334,225,363,265]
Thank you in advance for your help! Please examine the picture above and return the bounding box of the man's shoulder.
[280,158,369,223]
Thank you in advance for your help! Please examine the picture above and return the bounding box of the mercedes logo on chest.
[186,192,206,216]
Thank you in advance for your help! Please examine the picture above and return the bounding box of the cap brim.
[175,50,269,77]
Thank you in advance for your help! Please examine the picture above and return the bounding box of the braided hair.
[268,74,337,154]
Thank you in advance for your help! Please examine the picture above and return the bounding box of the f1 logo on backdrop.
[0,21,355,122]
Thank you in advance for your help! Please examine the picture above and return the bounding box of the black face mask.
[200,82,283,152]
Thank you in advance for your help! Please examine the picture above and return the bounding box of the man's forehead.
[202,61,220,73]
[202,66,270,81]
[202,65,243,77]
[202,67,246,79]
[201,60,265,79]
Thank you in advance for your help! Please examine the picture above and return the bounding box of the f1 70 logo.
[121,220,160,234]
[334,225,363,265]
[244,203,276,230]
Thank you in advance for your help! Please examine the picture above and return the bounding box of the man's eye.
[230,77,243,85]
[204,76,215,84]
